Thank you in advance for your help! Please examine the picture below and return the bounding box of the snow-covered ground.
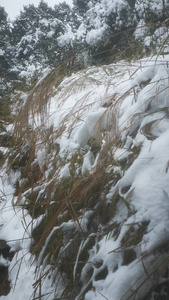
[1,54,169,299]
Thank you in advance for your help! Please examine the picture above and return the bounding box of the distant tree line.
[0,0,169,96]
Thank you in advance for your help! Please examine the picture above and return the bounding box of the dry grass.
[10,62,140,298]
[8,29,169,300]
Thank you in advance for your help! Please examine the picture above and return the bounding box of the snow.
[59,163,70,178]
[75,0,133,45]
[74,108,106,146]
[2,52,169,299]
[134,20,149,40]
[82,149,95,174]
[0,167,35,300]
[0,49,5,56]
[57,24,75,47]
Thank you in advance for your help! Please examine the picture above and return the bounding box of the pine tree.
[10,0,78,77]
[0,6,14,97]
[73,0,138,64]
[73,0,90,15]
[0,6,10,71]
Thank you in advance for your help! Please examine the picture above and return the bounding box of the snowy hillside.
[1,53,169,300]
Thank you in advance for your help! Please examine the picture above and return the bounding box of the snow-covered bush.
[0,53,168,299]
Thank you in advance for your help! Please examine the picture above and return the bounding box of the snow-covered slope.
[1,54,169,300]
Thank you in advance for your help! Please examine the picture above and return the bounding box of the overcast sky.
[0,0,73,20]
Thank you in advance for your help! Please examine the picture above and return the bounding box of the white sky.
[0,0,73,20]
